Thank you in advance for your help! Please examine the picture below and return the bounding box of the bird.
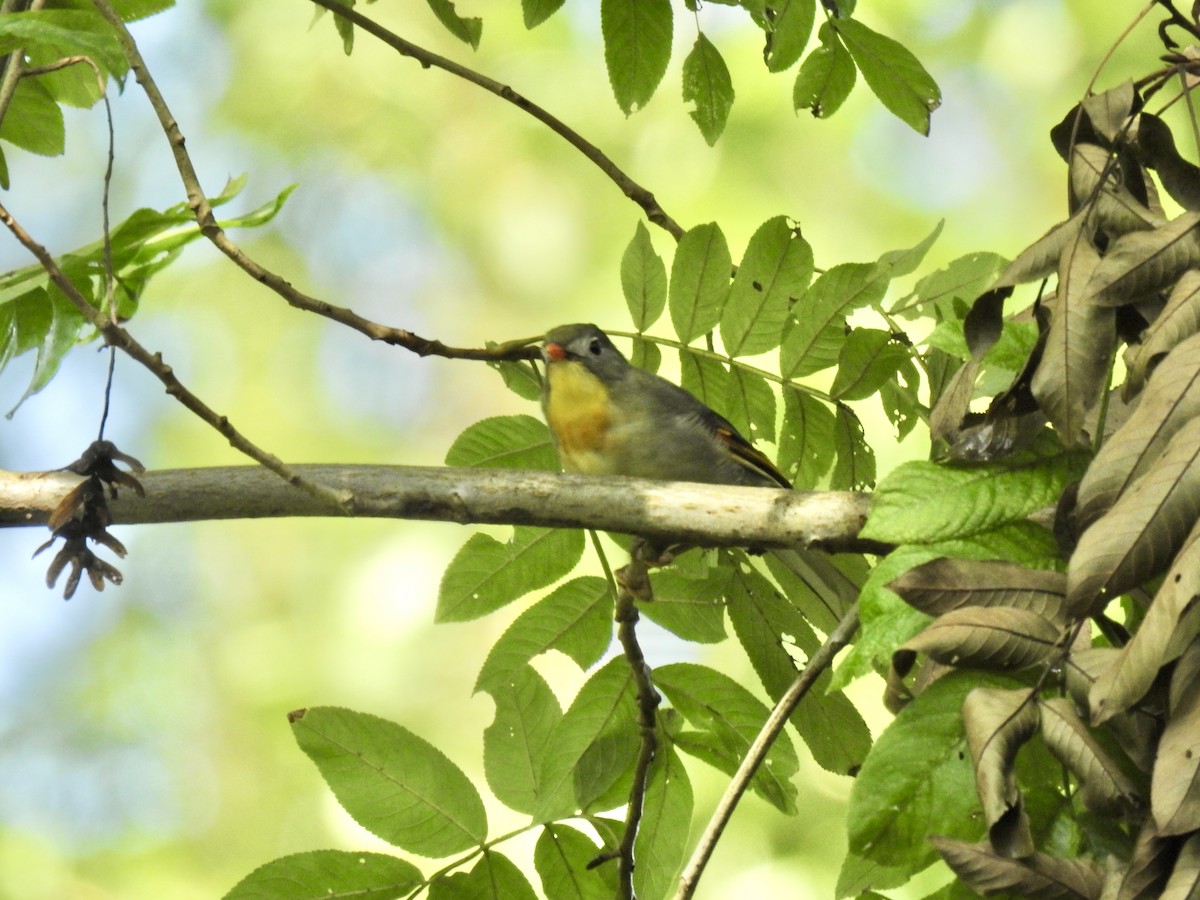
[540,323,791,489]
[539,323,858,621]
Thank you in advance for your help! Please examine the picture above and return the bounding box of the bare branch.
[0,466,878,554]
[305,0,686,241]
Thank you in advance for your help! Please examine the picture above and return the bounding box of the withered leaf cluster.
[35,440,144,600]
[889,76,1200,898]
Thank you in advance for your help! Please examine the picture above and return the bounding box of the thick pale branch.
[0,466,876,552]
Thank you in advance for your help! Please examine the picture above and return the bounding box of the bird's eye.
[588,338,603,355]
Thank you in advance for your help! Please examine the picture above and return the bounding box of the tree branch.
[305,0,685,241]
[0,465,879,552]
[673,603,862,900]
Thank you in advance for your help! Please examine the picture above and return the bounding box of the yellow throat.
[545,360,615,475]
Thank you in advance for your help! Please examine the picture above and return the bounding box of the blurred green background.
[0,1,1170,896]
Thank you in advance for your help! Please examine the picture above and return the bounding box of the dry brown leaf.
[1152,668,1200,835]
[1033,238,1117,446]
[964,687,1040,858]
[1070,143,1163,237]
[1038,697,1140,815]
[1078,329,1200,530]
[1065,648,1159,772]
[930,836,1105,899]
[1084,210,1200,307]
[1066,415,1200,617]
[889,557,1067,622]
[892,606,1063,680]
[1090,521,1200,723]
[1124,270,1200,398]
[1107,820,1178,900]
[1159,831,1200,900]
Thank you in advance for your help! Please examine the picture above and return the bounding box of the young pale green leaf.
[488,359,543,402]
[848,672,1020,871]
[533,658,638,821]
[669,222,731,344]
[892,251,1008,318]
[681,32,734,146]
[778,387,836,489]
[793,22,855,118]
[424,0,482,48]
[830,329,911,401]
[436,526,584,622]
[483,665,562,815]
[781,262,885,378]
[726,561,871,775]
[429,852,537,900]
[723,366,777,444]
[721,216,813,357]
[861,447,1087,544]
[656,662,799,812]
[534,824,617,900]
[877,219,944,278]
[831,404,876,490]
[621,221,667,329]
[765,0,815,72]
[9,289,86,415]
[224,850,422,900]
[601,0,672,115]
[638,566,729,643]
[1068,415,1200,617]
[290,707,487,857]
[633,744,693,900]
[474,576,613,693]
[833,18,940,135]
[444,414,557,471]
[523,0,566,28]
[1,78,64,156]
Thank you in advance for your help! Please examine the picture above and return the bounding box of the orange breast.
[546,362,614,474]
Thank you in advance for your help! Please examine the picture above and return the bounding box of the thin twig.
[0,201,349,512]
[305,0,685,241]
[674,603,861,900]
[88,0,533,364]
[613,551,661,898]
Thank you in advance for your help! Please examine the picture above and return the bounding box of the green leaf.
[601,0,672,114]
[639,566,728,643]
[483,665,562,815]
[1,78,64,156]
[633,743,693,900]
[793,23,856,118]
[534,658,638,820]
[656,662,799,812]
[424,0,482,48]
[848,672,1022,871]
[436,527,585,622]
[781,262,887,378]
[0,10,125,76]
[669,222,731,344]
[830,329,911,401]
[678,347,731,410]
[892,251,1008,318]
[682,32,734,146]
[488,358,543,401]
[429,852,537,900]
[621,221,667,329]
[862,447,1088,544]
[726,559,871,774]
[721,216,813,357]
[630,334,662,373]
[523,0,566,28]
[833,18,940,135]
[475,576,613,693]
[533,825,616,899]
[831,404,876,490]
[291,707,487,856]
[724,365,777,445]
[778,388,836,489]
[765,0,816,72]
[8,288,86,415]
[445,415,558,470]
[224,850,422,900]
